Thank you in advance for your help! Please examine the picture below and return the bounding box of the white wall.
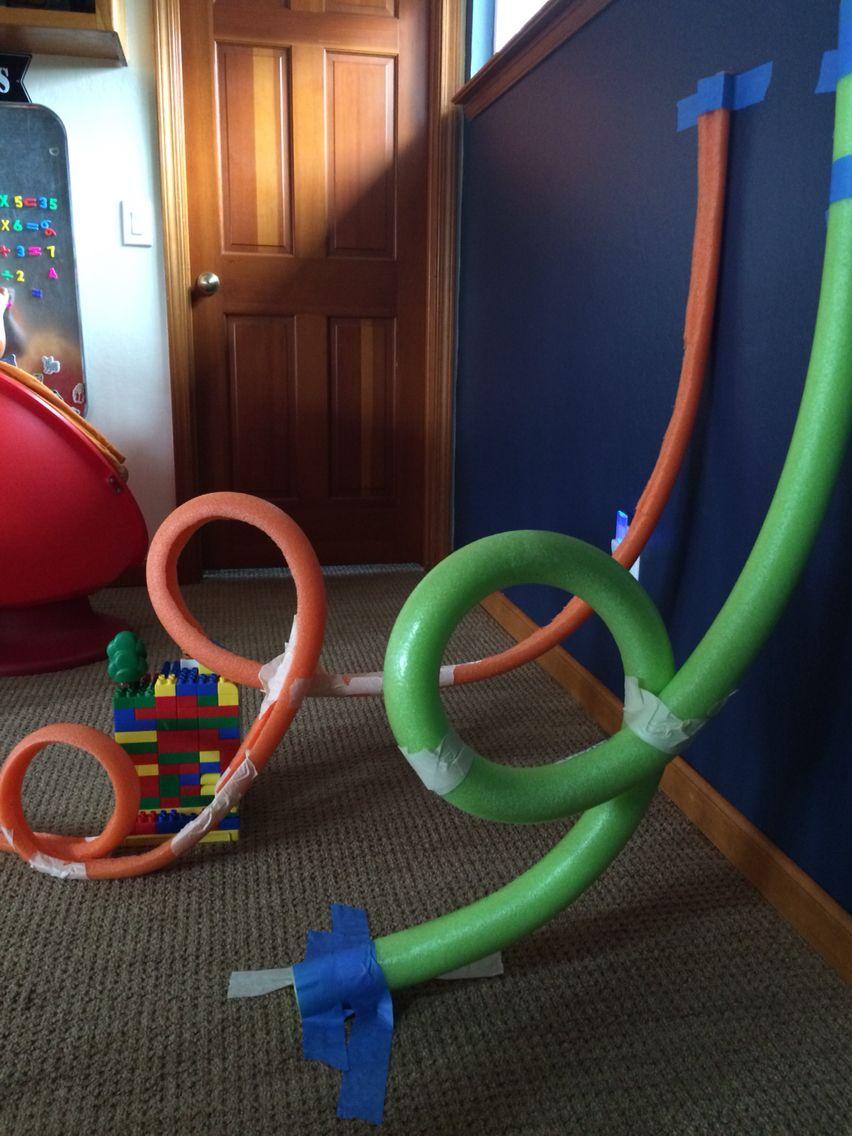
[25,0,175,537]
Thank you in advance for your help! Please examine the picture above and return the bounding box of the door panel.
[217,45,293,253]
[181,0,428,567]
[326,53,396,256]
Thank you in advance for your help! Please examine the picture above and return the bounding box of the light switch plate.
[121,199,153,247]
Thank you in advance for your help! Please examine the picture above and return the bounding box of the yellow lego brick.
[123,829,239,847]
[200,773,219,786]
[217,678,239,706]
[199,750,219,761]
[135,763,159,777]
[115,730,157,744]
[154,674,176,697]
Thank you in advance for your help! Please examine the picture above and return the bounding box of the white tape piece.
[227,966,295,999]
[259,616,299,715]
[622,676,705,755]
[437,951,504,981]
[438,664,458,689]
[402,728,475,795]
[29,852,86,880]
[171,755,258,855]
[310,670,384,697]
[0,824,14,849]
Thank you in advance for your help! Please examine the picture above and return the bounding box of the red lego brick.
[155,695,177,715]
[139,776,159,796]
[196,728,221,750]
[179,784,199,797]
[157,729,198,752]
[160,797,180,807]
[177,763,199,774]
[219,738,241,759]
[134,811,157,835]
[195,704,237,718]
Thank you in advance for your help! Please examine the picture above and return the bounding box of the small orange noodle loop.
[0,493,326,879]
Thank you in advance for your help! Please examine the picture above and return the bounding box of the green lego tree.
[106,630,148,684]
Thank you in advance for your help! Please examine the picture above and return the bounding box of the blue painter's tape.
[293,904,393,1126]
[677,62,773,132]
[816,0,852,93]
[830,154,852,204]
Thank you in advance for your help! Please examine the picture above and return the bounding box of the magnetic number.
[15,270,25,283]
[46,245,55,259]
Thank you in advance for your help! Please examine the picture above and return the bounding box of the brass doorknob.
[196,271,220,296]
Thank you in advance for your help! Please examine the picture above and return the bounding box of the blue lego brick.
[217,725,240,740]
[200,761,221,775]
[176,667,200,696]
[112,707,157,731]
[218,816,239,830]
[178,773,200,786]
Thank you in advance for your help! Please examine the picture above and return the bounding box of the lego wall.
[23,0,175,535]
[455,0,852,908]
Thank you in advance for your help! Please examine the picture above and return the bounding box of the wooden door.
[180,0,429,566]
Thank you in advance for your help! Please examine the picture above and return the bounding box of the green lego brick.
[158,752,198,765]
[139,796,161,809]
[198,716,240,730]
[156,718,195,731]
[158,774,180,795]
[179,795,210,807]
[196,695,219,706]
[121,741,159,755]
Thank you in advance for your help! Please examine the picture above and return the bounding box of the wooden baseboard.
[480,591,852,984]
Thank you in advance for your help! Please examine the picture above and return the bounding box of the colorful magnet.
[31,288,42,299]
[47,266,58,279]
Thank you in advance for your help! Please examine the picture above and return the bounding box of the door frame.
[151,0,466,570]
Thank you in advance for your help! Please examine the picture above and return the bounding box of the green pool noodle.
[377,66,852,990]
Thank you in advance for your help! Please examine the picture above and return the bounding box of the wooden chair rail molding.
[454,0,616,120]
[480,590,852,985]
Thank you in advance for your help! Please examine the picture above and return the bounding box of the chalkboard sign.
[0,102,86,413]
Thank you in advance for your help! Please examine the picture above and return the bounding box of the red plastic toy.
[0,360,148,675]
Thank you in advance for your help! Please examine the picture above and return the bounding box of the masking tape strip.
[259,616,298,715]
[677,62,773,132]
[293,903,393,1126]
[622,677,705,755]
[401,727,475,795]
[830,154,852,204]
[29,852,87,880]
[816,0,852,93]
[228,966,294,998]
[227,950,504,999]
[171,754,257,854]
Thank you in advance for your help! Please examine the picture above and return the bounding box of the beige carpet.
[0,572,849,1136]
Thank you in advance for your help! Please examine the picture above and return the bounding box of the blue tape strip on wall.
[676,62,773,132]
[292,904,394,1126]
[830,155,852,204]
[816,0,852,92]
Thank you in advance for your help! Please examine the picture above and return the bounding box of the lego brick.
[176,668,200,696]
[139,796,161,809]
[121,741,158,755]
[198,715,239,731]
[199,749,220,761]
[157,729,198,752]
[113,707,154,730]
[154,695,177,716]
[178,773,200,786]
[154,717,183,731]
[197,728,223,750]
[160,796,180,807]
[158,774,180,794]
[199,772,220,785]
[216,725,240,740]
[115,730,157,744]
[195,703,233,716]
[200,762,221,776]
[133,763,159,777]
[218,816,240,830]
[217,678,239,706]
[138,776,159,796]
[174,794,207,807]
[123,829,238,846]
[196,695,218,707]
[158,751,197,765]
[154,674,177,698]
[174,762,198,774]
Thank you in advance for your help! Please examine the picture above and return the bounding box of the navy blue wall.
[455,0,851,909]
